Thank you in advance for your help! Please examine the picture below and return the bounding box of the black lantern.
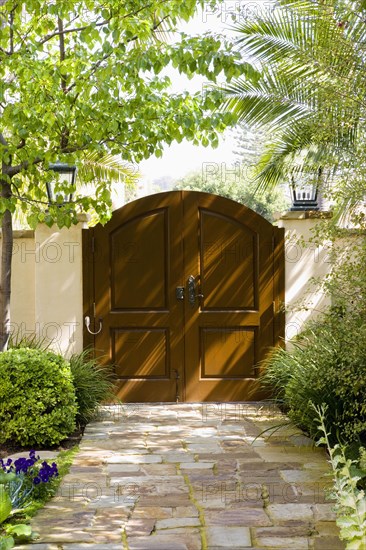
[47,162,77,205]
[290,177,318,211]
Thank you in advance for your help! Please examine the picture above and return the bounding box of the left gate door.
[83,193,185,402]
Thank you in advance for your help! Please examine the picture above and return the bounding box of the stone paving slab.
[206,526,252,547]
[15,403,345,549]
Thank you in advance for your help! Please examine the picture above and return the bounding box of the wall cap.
[276,210,333,220]
[76,213,89,223]
[0,230,35,239]
[36,212,90,229]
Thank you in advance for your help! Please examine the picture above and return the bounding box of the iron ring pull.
[84,315,103,335]
[187,275,204,306]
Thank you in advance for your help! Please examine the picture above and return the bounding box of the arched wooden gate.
[83,191,284,402]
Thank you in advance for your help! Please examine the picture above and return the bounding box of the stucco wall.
[34,221,85,356]
[3,217,86,356]
[8,230,36,338]
[277,211,332,340]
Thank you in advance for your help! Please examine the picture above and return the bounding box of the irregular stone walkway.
[19,403,344,549]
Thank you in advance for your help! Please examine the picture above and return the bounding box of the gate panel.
[110,211,168,310]
[200,210,257,310]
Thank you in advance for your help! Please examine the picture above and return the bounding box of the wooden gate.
[83,191,284,402]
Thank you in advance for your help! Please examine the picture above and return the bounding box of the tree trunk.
[0,179,13,351]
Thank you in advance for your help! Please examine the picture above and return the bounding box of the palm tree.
[222,0,366,209]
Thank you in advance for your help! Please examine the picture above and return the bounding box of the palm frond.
[77,151,139,187]
[232,8,321,64]
[255,138,339,190]
[222,76,312,129]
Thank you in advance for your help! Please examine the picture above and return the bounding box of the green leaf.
[0,535,15,550]
[0,486,12,523]
[0,473,16,485]
[5,524,32,537]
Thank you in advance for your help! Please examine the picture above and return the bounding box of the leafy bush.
[0,348,77,446]
[260,312,366,445]
[69,350,116,427]
[315,405,366,549]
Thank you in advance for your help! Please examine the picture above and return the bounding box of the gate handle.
[187,275,204,306]
[85,315,103,335]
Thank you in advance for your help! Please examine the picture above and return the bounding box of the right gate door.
[182,192,283,401]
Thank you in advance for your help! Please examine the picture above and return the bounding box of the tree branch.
[58,16,66,92]
[5,158,42,177]
[16,138,26,149]
[57,16,70,151]
[0,133,8,147]
[37,0,172,48]
[9,9,14,54]
[60,144,89,154]
[39,17,110,46]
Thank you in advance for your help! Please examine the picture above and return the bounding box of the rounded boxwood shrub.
[0,348,77,446]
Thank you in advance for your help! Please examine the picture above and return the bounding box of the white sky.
[138,6,240,185]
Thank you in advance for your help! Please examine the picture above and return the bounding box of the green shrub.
[0,348,77,446]
[260,312,366,445]
[69,350,116,427]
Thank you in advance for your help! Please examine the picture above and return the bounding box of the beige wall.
[277,211,332,341]
[8,231,36,338]
[34,221,86,356]
[4,217,86,357]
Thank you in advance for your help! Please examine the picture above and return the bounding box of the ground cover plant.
[0,344,114,545]
[0,448,77,548]
[0,337,117,450]
[315,405,366,548]
[261,316,366,546]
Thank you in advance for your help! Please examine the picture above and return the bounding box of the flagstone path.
[17,403,344,549]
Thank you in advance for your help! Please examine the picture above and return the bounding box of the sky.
[138,5,242,187]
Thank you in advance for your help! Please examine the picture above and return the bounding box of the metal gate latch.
[85,315,103,335]
[176,287,185,301]
[187,275,204,306]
